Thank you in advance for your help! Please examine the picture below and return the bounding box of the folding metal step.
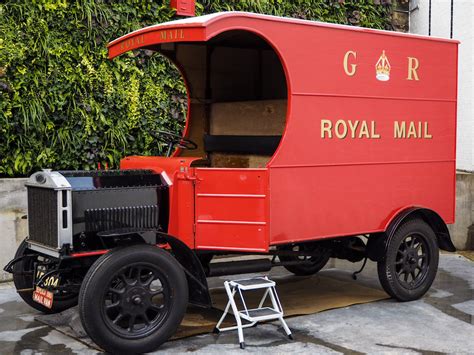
[230,277,275,290]
[239,307,282,321]
[215,276,292,349]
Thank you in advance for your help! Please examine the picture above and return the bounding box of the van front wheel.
[79,245,188,354]
[377,219,439,301]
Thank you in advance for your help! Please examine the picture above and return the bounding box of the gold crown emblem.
[375,50,391,81]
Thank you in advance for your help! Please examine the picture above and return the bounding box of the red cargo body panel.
[256,20,457,244]
[112,12,458,251]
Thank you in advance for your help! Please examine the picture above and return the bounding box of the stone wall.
[448,172,474,250]
[0,178,28,281]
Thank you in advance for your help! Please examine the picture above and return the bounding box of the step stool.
[214,276,292,349]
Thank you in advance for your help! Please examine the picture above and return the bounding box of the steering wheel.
[153,130,198,157]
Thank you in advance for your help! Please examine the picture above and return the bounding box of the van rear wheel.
[377,219,439,301]
[79,244,188,354]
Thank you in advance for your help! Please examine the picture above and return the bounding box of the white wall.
[410,0,473,172]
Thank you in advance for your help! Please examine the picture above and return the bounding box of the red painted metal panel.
[195,224,267,252]
[273,96,456,166]
[194,169,269,252]
[269,162,455,245]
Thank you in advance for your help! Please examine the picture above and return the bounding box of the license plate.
[35,267,60,288]
[33,266,59,309]
[32,286,54,309]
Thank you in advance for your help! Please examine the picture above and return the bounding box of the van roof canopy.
[107,11,457,59]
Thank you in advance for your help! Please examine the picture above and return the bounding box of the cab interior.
[154,30,288,168]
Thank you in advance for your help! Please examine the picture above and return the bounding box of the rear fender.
[367,207,456,262]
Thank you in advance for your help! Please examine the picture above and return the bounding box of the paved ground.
[0,254,472,354]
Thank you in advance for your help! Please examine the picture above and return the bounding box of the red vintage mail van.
[5,12,458,353]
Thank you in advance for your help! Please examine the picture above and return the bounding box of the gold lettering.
[424,122,432,138]
[348,120,359,138]
[321,119,333,138]
[394,121,406,138]
[160,31,167,40]
[407,122,417,138]
[407,57,420,81]
[371,121,380,138]
[359,121,370,138]
[180,29,185,38]
[335,120,348,139]
[343,51,357,76]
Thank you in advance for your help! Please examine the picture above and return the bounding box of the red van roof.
[107,11,458,59]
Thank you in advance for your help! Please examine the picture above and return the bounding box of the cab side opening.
[156,30,288,168]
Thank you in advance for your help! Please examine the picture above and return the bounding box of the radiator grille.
[27,187,58,248]
[85,205,159,232]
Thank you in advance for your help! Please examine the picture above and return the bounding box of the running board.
[207,259,271,277]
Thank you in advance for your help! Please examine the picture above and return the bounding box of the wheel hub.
[395,234,429,289]
[123,287,151,311]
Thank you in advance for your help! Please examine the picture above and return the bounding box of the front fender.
[97,229,212,308]
[154,232,212,308]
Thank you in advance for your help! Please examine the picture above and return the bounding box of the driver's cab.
[166,30,287,169]
[118,28,288,252]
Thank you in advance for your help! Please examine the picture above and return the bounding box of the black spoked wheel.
[278,242,331,276]
[13,239,79,314]
[395,234,430,288]
[103,263,171,338]
[378,219,439,301]
[79,245,188,354]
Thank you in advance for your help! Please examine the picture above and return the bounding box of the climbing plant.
[0,0,393,176]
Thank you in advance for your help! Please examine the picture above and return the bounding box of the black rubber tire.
[278,243,331,276]
[377,219,439,302]
[79,244,188,354]
[12,239,78,314]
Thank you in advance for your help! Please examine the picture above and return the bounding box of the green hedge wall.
[0,0,392,176]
